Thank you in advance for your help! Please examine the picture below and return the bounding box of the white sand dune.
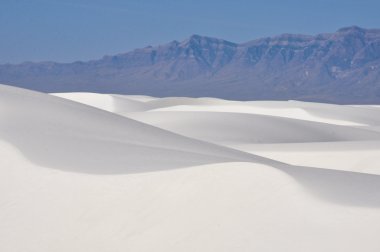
[149,103,369,126]
[54,92,148,113]
[2,84,380,252]
[1,85,269,173]
[54,92,380,128]
[225,141,380,174]
[126,111,380,144]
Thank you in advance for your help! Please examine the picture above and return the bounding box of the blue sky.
[1,0,380,63]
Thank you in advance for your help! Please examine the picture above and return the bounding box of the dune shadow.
[4,125,380,208]
[279,164,380,208]
[0,132,238,174]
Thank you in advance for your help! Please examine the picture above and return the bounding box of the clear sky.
[1,0,380,63]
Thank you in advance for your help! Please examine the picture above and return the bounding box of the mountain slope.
[1,26,380,103]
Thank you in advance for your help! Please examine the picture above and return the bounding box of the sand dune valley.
[1,83,380,251]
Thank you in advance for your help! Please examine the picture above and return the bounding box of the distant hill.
[1,26,380,103]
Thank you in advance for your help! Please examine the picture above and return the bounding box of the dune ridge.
[1,84,380,252]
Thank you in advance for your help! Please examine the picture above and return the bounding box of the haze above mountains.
[1,26,380,104]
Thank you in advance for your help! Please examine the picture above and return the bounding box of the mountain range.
[1,26,380,103]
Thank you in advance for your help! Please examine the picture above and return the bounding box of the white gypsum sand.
[1,84,380,252]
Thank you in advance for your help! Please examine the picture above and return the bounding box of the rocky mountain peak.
[179,34,236,48]
[1,26,380,103]
[337,26,366,34]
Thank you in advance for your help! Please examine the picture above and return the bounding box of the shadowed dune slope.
[0,84,271,173]
[2,86,380,252]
